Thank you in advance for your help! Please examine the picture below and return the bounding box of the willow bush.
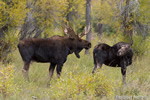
[0,30,19,63]
[116,33,150,57]
[49,71,114,100]
[0,64,15,99]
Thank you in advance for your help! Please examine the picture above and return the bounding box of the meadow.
[0,35,150,100]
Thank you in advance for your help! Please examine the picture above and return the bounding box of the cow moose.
[92,41,133,84]
[18,25,91,85]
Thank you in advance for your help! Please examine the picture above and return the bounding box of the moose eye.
[79,39,82,42]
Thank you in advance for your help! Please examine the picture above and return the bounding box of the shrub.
[49,71,114,100]
[132,35,150,57]
[116,33,150,57]
[0,64,15,98]
[0,30,19,63]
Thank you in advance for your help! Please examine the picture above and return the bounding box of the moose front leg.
[121,68,127,84]
[49,63,56,79]
[120,59,127,84]
[56,64,63,78]
[47,63,56,86]
[22,61,30,81]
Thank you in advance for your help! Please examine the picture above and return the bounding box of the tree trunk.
[85,0,91,54]
[19,0,43,40]
[121,0,133,44]
[97,23,103,40]
[122,0,132,35]
[66,0,73,22]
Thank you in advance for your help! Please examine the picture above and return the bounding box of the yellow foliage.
[0,64,14,98]
[49,71,114,99]
[138,0,150,25]
[0,1,7,27]
[92,0,120,25]
[33,0,68,28]
[0,29,19,62]
[0,0,27,28]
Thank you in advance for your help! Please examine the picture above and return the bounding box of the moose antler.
[79,25,90,38]
[62,23,77,38]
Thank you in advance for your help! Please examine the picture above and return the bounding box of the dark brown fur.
[92,42,133,84]
[18,28,91,85]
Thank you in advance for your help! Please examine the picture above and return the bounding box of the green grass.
[0,36,150,100]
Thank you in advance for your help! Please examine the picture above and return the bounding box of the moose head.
[62,25,91,58]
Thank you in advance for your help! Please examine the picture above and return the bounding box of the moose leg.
[22,61,30,81]
[92,52,104,73]
[56,64,63,78]
[121,68,127,84]
[49,63,56,79]
[47,63,56,86]
[92,63,102,73]
[92,57,103,73]
[120,59,127,84]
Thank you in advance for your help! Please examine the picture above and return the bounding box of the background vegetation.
[0,0,150,99]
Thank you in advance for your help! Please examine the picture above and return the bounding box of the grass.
[0,35,150,100]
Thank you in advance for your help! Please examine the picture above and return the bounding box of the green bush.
[0,64,15,98]
[49,71,114,100]
[0,30,19,63]
[116,34,150,57]
[132,35,150,57]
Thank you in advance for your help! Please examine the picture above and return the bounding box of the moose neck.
[62,37,78,53]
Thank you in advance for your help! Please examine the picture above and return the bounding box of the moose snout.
[85,43,91,49]
[88,43,91,48]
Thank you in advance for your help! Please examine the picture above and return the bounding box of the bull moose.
[92,41,133,84]
[18,25,91,85]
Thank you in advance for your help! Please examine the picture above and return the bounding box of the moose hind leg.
[92,58,103,73]
[92,64,97,73]
[22,61,30,81]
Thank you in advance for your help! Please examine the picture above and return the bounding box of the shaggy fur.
[18,27,91,86]
[92,42,133,84]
